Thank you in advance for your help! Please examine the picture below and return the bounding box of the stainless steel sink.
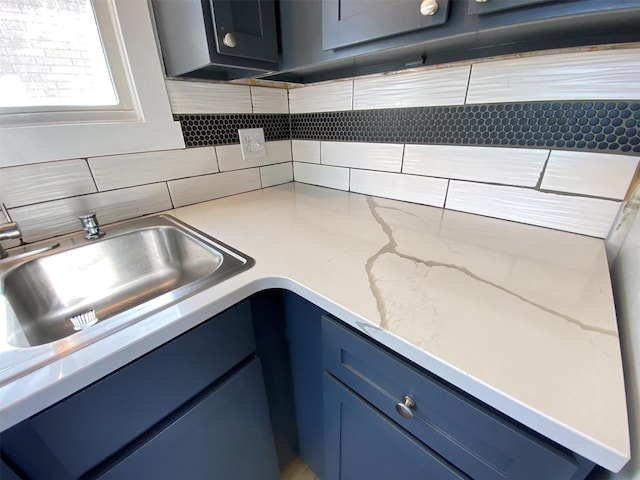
[1,215,254,348]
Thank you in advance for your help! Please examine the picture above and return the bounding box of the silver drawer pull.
[396,395,416,419]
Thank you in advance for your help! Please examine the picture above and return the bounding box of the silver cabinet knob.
[223,32,237,48]
[395,395,416,419]
[475,0,489,3]
[420,0,439,16]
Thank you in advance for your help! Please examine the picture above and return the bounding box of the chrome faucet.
[79,213,105,240]
[0,204,22,259]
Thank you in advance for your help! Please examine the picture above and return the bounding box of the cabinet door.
[210,0,279,62]
[99,358,280,480]
[468,0,556,15]
[324,373,468,480]
[323,0,450,50]
[0,302,256,479]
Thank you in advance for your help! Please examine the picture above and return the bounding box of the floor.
[281,457,319,480]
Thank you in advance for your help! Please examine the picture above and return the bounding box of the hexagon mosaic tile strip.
[174,113,290,147]
[176,101,640,155]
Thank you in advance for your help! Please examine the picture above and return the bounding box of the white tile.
[0,159,96,208]
[467,48,640,103]
[168,169,261,208]
[321,142,403,172]
[445,181,622,238]
[89,148,219,191]
[260,162,293,188]
[164,80,252,113]
[289,81,353,113]
[251,86,289,113]
[11,183,172,243]
[292,140,321,164]
[216,140,292,171]
[350,170,448,207]
[353,65,470,110]
[541,151,639,200]
[403,145,547,187]
[293,162,349,191]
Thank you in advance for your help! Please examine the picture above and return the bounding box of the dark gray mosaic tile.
[290,101,640,155]
[174,113,290,147]
[174,101,640,155]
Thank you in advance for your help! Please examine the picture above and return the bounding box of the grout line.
[400,144,406,173]
[463,65,473,105]
[85,158,100,192]
[249,87,255,113]
[535,150,552,190]
[443,179,451,207]
[351,80,354,111]
[164,182,176,209]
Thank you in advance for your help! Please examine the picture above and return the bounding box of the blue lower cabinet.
[283,291,326,479]
[321,314,595,480]
[98,358,280,480]
[323,373,468,480]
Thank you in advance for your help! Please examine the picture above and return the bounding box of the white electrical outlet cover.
[238,128,267,160]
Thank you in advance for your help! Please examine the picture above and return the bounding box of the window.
[0,0,117,109]
[0,0,184,167]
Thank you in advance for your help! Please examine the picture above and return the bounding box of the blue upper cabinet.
[322,0,450,50]
[151,0,279,80]
[467,0,556,15]
[273,0,640,83]
[210,0,279,62]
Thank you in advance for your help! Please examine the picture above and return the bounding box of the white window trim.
[0,0,184,168]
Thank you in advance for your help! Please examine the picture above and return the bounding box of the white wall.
[605,185,640,480]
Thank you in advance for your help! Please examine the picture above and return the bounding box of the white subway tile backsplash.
[293,162,349,190]
[0,159,96,208]
[292,140,321,164]
[168,169,262,208]
[216,140,292,171]
[541,151,639,200]
[165,80,252,114]
[445,181,621,238]
[321,142,403,172]
[350,170,448,207]
[89,148,219,191]
[353,66,470,110]
[289,81,353,113]
[403,145,548,187]
[250,87,289,113]
[10,183,172,243]
[466,48,640,103]
[260,162,294,188]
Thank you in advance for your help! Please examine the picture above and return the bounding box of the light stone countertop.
[0,183,630,472]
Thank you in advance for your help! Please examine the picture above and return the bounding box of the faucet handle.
[0,212,21,259]
[79,213,105,240]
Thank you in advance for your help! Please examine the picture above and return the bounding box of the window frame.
[0,0,184,168]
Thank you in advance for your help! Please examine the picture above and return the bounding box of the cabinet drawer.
[321,315,579,480]
[1,301,255,479]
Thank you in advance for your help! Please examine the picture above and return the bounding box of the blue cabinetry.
[324,373,468,479]
[321,314,596,480]
[98,359,279,479]
[0,301,279,480]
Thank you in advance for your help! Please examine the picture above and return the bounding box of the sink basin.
[1,215,254,348]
